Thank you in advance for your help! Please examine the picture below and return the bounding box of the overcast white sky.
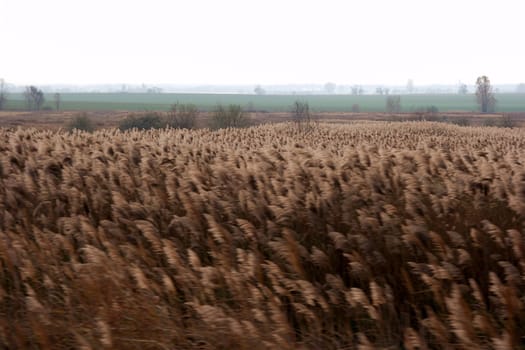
[1,0,524,86]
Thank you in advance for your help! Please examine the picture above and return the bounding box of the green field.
[5,92,525,112]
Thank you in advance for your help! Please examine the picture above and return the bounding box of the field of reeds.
[0,122,524,349]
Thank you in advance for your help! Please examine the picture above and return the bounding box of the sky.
[1,0,524,86]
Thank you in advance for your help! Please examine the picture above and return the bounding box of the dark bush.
[67,113,95,132]
[167,103,198,129]
[210,104,249,129]
[118,113,164,131]
[500,114,516,128]
[452,117,470,126]
[425,105,439,114]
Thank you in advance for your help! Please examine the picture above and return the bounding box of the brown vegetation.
[1,110,524,131]
[0,122,524,349]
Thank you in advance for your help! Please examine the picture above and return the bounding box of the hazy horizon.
[2,0,524,86]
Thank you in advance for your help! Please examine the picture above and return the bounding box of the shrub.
[500,114,516,128]
[167,103,198,129]
[67,113,95,132]
[410,106,441,122]
[292,100,311,122]
[452,117,470,126]
[416,105,440,114]
[210,104,249,129]
[118,112,164,131]
[245,101,256,112]
[482,118,497,127]
[291,100,314,127]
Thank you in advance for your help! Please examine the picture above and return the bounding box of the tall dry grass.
[0,122,524,349]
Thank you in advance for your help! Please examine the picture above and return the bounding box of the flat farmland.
[5,92,525,112]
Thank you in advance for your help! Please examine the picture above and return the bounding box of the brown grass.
[0,122,524,349]
[2,110,524,130]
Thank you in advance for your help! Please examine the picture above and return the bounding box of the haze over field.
[1,0,524,86]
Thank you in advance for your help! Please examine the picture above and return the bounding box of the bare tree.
[291,100,314,130]
[386,95,401,113]
[211,104,249,129]
[406,79,414,93]
[476,76,496,113]
[0,79,6,110]
[167,103,198,129]
[351,85,363,95]
[54,93,61,111]
[324,82,336,94]
[458,83,468,94]
[23,88,32,110]
[24,86,45,111]
[254,85,266,95]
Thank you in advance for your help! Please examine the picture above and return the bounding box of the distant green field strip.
[5,93,525,112]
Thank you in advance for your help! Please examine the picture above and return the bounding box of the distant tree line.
[0,82,63,112]
[0,75,507,117]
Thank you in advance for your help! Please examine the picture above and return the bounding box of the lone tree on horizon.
[476,76,496,113]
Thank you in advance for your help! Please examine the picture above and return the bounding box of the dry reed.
[0,122,524,349]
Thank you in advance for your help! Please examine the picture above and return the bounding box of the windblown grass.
[0,122,524,349]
